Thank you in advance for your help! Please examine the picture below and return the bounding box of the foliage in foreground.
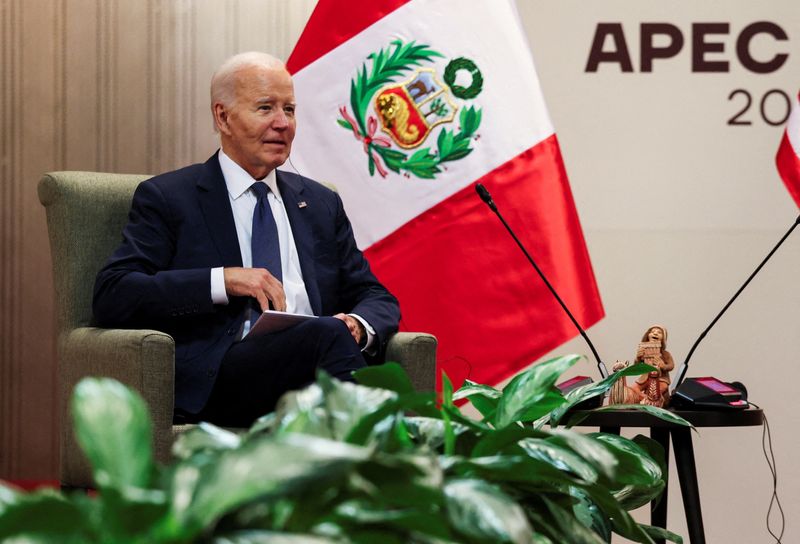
[0,355,688,543]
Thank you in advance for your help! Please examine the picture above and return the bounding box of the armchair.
[39,171,436,488]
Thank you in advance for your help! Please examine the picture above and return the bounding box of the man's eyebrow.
[254,97,296,106]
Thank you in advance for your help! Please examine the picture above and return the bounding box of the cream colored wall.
[517,1,799,542]
[1,1,796,541]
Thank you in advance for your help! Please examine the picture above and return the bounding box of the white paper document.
[247,310,316,337]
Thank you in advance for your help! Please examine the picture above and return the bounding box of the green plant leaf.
[470,426,549,458]
[516,438,599,484]
[577,483,656,543]
[453,380,501,402]
[0,483,17,512]
[544,429,619,483]
[631,434,667,488]
[453,380,496,421]
[355,453,444,508]
[587,404,694,429]
[353,362,415,395]
[495,355,580,428]
[71,377,154,490]
[95,484,169,541]
[214,530,343,543]
[172,422,242,460]
[0,490,90,542]
[569,486,612,542]
[640,524,684,543]
[404,416,469,451]
[330,499,453,540]
[345,392,438,446]
[272,375,399,442]
[587,433,662,489]
[444,479,533,544]
[541,496,607,544]
[161,434,370,540]
[448,455,582,489]
[440,409,455,457]
[441,373,456,456]
[603,433,669,511]
[516,389,567,424]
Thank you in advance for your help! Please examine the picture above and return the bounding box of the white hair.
[210,52,286,130]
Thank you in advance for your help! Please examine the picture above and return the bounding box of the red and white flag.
[287,0,604,387]
[776,91,800,208]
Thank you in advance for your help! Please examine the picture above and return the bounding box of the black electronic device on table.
[670,215,799,410]
[670,377,748,410]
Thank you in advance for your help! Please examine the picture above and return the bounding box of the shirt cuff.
[348,313,376,354]
[210,267,229,305]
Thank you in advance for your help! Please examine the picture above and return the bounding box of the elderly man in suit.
[93,52,400,427]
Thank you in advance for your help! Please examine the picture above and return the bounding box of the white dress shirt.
[210,150,374,348]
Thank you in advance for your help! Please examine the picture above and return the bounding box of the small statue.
[608,325,675,408]
[609,360,638,404]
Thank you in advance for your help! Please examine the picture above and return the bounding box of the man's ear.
[213,103,231,135]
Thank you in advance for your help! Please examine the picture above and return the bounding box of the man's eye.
[285,107,296,116]
[258,105,272,111]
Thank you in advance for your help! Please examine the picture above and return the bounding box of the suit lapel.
[278,170,322,315]
[197,152,243,267]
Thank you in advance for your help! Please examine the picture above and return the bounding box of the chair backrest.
[38,172,150,332]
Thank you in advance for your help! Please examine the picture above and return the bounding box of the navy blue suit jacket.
[93,153,400,413]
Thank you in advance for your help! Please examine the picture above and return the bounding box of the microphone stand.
[672,215,800,391]
[475,183,609,378]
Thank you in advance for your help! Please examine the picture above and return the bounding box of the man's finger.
[264,284,286,312]
[255,291,270,313]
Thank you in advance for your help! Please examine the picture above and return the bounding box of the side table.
[570,407,763,544]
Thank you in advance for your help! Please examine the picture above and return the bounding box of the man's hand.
[334,313,365,345]
[224,267,286,312]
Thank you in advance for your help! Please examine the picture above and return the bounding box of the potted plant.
[0,355,685,543]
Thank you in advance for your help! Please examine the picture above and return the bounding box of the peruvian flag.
[287,0,604,387]
[776,90,800,208]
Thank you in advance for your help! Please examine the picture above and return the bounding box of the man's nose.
[271,110,289,129]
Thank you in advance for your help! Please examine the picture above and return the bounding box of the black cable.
[749,403,785,543]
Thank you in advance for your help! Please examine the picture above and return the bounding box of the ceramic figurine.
[608,325,675,408]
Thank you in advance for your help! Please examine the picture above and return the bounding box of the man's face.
[218,64,296,179]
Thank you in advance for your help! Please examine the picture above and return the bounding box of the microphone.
[474,183,609,379]
[475,183,497,212]
[671,214,800,394]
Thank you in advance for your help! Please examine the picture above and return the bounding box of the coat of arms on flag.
[337,41,483,179]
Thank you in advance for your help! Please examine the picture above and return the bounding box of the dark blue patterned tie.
[250,182,281,325]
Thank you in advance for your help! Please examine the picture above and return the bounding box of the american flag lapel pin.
[298,201,307,208]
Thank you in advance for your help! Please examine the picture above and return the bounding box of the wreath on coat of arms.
[337,40,483,179]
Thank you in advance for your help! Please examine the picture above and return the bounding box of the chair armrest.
[385,332,437,392]
[59,327,175,486]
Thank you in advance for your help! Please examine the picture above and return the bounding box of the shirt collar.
[218,149,281,201]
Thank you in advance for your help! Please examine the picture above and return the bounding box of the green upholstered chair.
[38,171,437,488]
